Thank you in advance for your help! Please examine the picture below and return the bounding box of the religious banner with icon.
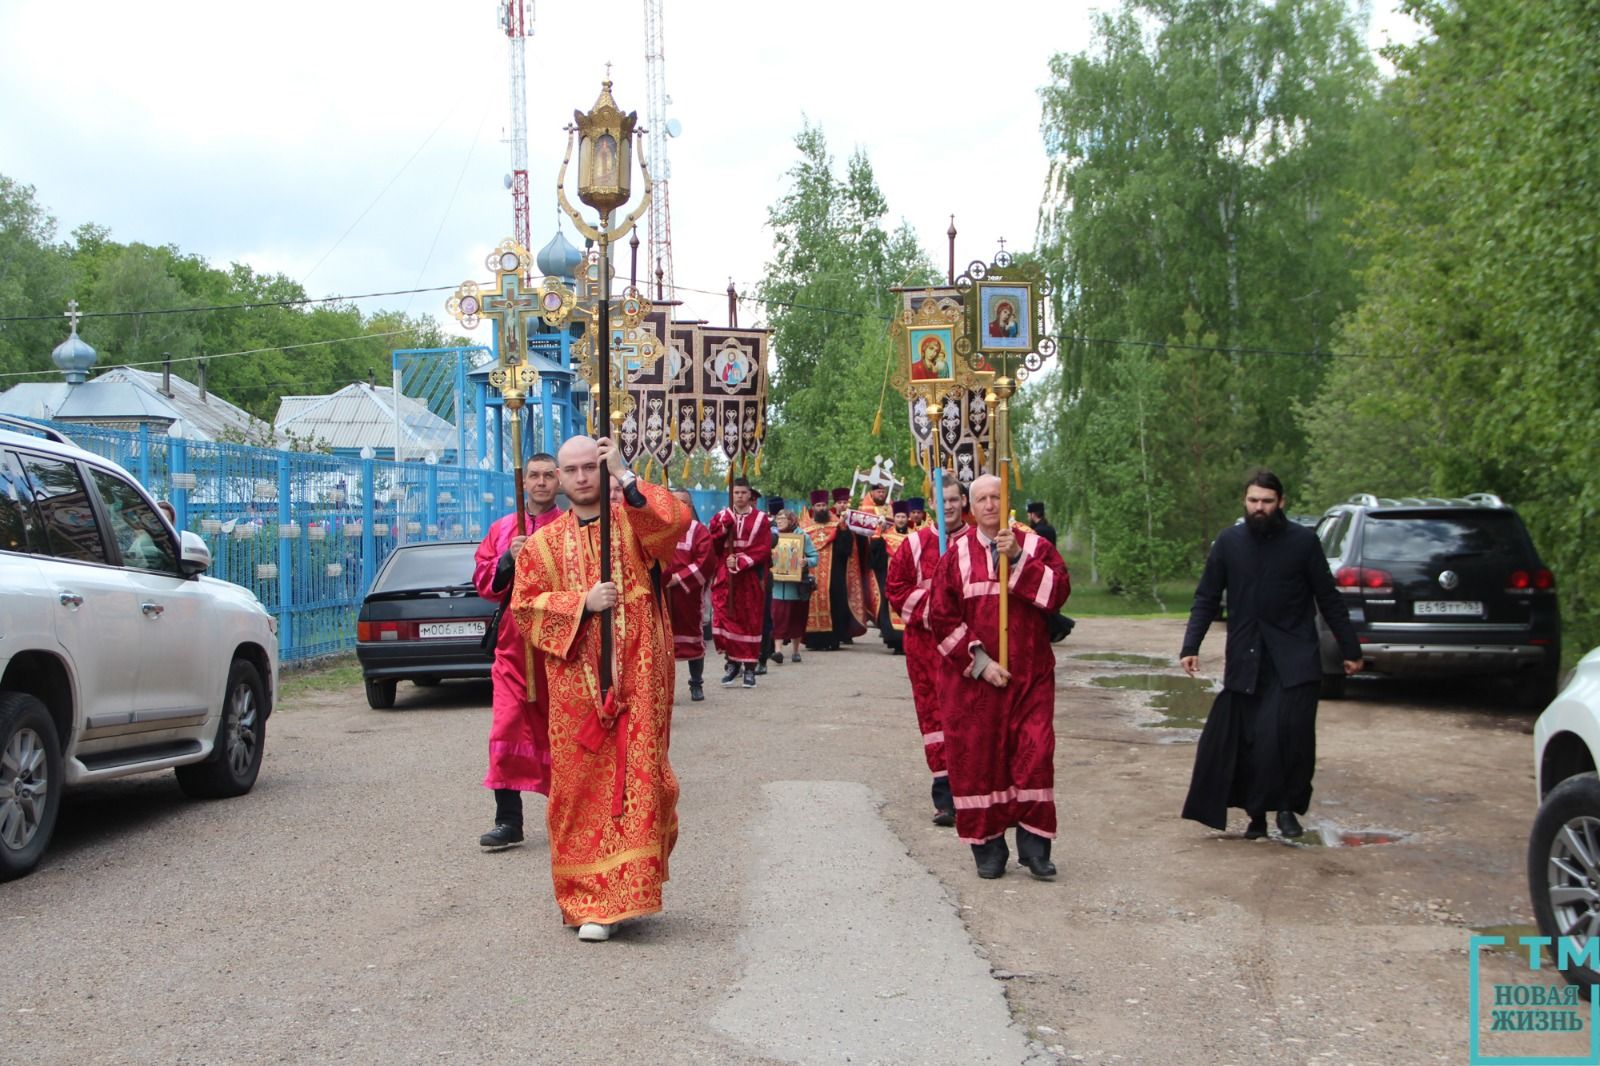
[891,286,994,484]
[771,532,806,583]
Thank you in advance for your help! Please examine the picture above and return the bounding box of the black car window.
[373,543,477,592]
[88,467,179,575]
[18,454,109,564]
[0,450,40,554]
[1317,513,1352,559]
[1360,512,1528,562]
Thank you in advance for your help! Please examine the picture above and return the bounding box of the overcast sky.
[0,0,1420,342]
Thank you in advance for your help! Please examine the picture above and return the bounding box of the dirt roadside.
[875,615,1569,1065]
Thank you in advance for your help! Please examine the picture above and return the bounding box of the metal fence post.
[426,462,439,539]
[277,454,293,662]
[171,436,189,530]
[138,423,151,485]
[361,458,376,593]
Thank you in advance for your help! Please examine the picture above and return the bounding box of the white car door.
[83,465,214,738]
[14,451,144,752]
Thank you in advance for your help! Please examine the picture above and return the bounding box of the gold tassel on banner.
[752,452,762,477]
[681,456,692,482]
[871,407,883,437]
[923,470,933,498]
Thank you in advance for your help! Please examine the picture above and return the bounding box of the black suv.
[1313,493,1560,706]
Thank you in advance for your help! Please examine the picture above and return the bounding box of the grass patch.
[278,654,363,701]
[1057,547,1194,617]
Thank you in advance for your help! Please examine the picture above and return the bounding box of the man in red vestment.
[511,435,689,941]
[666,488,715,702]
[928,474,1071,880]
[472,453,564,849]
[887,479,966,827]
[708,476,771,689]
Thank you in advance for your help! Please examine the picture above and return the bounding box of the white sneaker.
[577,922,613,942]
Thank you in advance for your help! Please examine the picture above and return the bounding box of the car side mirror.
[179,530,211,577]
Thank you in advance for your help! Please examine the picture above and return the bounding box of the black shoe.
[772,652,784,665]
[1244,815,1268,839]
[931,809,956,827]
[720,663,740,686]
[479,823,524,849]
[755,661,768,676]
[742,667,757,689]
[689,682,704,702]
[1020,855,1057,879]
[791,651,802,664]
[973,837,1010,879]
[1276,810,1305,838]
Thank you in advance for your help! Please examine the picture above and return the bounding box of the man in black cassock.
[1179,470,1363,840]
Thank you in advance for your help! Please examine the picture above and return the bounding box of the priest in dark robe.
[1179,470,1362,840]
[928,474,1070,880]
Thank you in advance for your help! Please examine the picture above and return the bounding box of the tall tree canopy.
[1301,0,1600,651]
[0,176,454,423]
[1026,0,1385,585]
[755,123,935,497]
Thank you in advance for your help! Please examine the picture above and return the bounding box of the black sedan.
[356,541,496,708]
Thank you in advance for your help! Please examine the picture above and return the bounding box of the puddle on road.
[1090,673,1215,728]
[1277,826,1414,848]
[1471,924,1541,954]
[1073,653,1171,667]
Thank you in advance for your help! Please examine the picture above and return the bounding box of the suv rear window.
[373,543,476,592]
[1360,512,1528,561]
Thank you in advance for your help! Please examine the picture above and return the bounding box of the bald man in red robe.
[927,474,1070,880]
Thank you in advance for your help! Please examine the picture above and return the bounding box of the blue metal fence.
[46,421,517,665]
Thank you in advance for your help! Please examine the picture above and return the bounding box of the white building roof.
[0,365,279,444]
[274,382,457,458]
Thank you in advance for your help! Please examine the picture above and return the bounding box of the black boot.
[720,661,740,687]
[1244,812,1269,839]
[688,658,705,701]
[1016,826,1056,879]
[972,836,1009,879]
[1276,810,1305,838]
[931,776,955,826]
[742,665,757,689]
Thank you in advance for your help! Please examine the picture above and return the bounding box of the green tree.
[756,124,935,497]
[1301,0,1600,654]
[1034,0,1386,576]
[0,177,72,378]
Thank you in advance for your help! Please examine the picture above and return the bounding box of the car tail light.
[358,620,412,642]
[1535,568,1555,591]
[1508,570,1532,591]
[1336,566,1391,595]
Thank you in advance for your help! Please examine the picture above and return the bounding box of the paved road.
[0,618,1561,1064]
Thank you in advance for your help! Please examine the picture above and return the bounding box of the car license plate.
[1413,601,1483,616]
[418,621,486,639]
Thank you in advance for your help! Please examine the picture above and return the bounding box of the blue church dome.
[52,316,98,385]
[535,229,585,279]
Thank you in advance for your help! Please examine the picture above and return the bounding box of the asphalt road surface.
[0,618,1564,1065]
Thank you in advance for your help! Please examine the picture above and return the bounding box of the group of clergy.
[473,436,1073,947]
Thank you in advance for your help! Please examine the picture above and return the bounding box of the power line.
[0,329,418,382]
[0,285,457,325]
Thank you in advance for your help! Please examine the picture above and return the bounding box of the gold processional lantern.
[573,81,638,217]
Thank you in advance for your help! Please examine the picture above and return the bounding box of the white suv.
[0,417,279,881]
[1529,645,1600,986]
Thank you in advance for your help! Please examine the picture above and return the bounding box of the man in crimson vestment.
[927,474,1070,880]
[665,488,715,702]
[708,476,771,689]
[511,435,689,942]
[887,479,967,828]
[472,453,564,850]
